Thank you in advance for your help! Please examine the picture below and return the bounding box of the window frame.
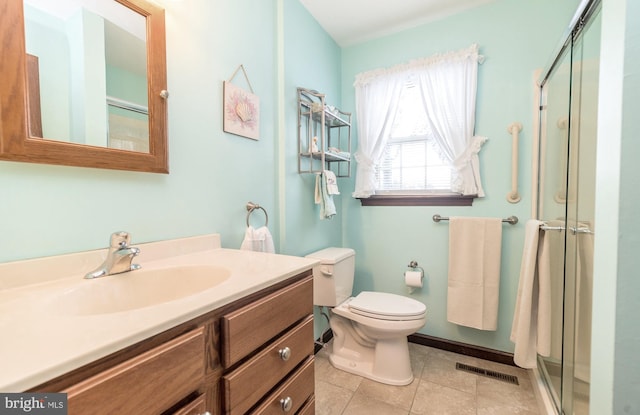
[358,194,475,207]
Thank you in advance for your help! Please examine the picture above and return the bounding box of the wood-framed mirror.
[0,0,168,173]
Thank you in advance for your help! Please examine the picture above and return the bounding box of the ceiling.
[299,0,497,47]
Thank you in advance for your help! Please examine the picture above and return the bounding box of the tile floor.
[314,341,542,415]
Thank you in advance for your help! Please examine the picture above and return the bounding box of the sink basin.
[53,265,231,316]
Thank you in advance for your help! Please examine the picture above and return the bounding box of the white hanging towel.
[324,170,340,195]
[510,219,552,368]
[447,217,503,330]
[240,225,275,253]
[574,224,594,382]
[545,220,565,362]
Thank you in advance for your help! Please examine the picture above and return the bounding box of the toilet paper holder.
[405,260,425,293]
[407,260,424,274]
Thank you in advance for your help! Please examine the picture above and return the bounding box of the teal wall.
[281,0,342,256]
[0,0,341,263]
[339,0,580,353]
[106,65,147,107]
[23,6,71,140]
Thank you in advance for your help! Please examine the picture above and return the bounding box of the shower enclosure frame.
[533,0,601,414]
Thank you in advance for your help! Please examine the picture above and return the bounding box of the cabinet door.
[65,328,205,415]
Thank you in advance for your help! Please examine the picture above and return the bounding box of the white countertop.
[0,234,318,392]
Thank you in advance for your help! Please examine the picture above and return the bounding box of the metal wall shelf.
[297,87,351,178]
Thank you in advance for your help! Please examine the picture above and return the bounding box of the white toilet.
[306,247,427,386]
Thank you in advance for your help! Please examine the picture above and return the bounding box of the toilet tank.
[306,247,355,307]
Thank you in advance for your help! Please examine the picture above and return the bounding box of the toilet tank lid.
[305,247,355,264]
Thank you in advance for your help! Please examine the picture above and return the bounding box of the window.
[375,82,455,195]
[352,44,485,207]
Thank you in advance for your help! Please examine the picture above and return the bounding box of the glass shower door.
[563,8,600,414]
[537,44,571,413]
[536,3,600,414]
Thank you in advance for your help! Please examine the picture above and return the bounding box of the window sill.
[358,194,475,207]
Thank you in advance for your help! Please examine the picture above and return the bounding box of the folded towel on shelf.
[326,150,351,161]
[240,225,275,253]
[510,219,549,368]
[314,172,336,220]
[447,216,503,330]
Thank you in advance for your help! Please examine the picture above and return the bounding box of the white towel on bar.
[574,224,594,382]
[546,220,565,361]
[240,226,275,253]
[447,217,503,330]
[324,170,340,195]
[510,219,551,368]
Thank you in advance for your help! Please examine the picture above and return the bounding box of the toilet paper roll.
[404,270,423,288]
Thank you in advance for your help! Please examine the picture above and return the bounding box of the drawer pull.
[278,347,291,361]
[280,396,293,412]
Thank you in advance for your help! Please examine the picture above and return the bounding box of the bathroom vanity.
[0,235,318,415]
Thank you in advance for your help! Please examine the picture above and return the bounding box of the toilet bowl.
[306,248,427,386]
[329,292,426,385]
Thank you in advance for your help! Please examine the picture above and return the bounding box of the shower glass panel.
[536,2,600,414]
[564,8,600,414]
[537,43,571,414]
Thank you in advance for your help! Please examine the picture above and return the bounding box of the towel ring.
[246,202,269,228]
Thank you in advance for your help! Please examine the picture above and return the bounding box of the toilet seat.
[347,291,426,321]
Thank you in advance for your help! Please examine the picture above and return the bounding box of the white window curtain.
[352,73,405,198]
[352,43,486,198]
[415,44,487,196]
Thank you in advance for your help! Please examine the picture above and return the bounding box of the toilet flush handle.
[320,266,333,276]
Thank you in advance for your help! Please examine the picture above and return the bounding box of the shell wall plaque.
[223,65,260,140]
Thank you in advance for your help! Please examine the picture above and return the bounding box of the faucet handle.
[110,231,131,248]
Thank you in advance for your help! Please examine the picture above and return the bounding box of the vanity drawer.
[298,396,315,415]
[222,275,313,367]
[223,316,313,415]
[65,327,205,415]
[172,394,206,415]
[250,356,315,415]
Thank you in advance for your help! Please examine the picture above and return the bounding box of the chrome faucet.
[85,232,141,279]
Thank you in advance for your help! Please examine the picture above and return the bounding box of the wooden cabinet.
[221,276,314,414]
[30,270,314,415]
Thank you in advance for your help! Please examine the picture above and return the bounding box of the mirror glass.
[23,0,149,153]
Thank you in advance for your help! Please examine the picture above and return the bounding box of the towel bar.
[432,214,518,225]
[246,202,269,227]
[539,223,594,235]
[540,224,565,231]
